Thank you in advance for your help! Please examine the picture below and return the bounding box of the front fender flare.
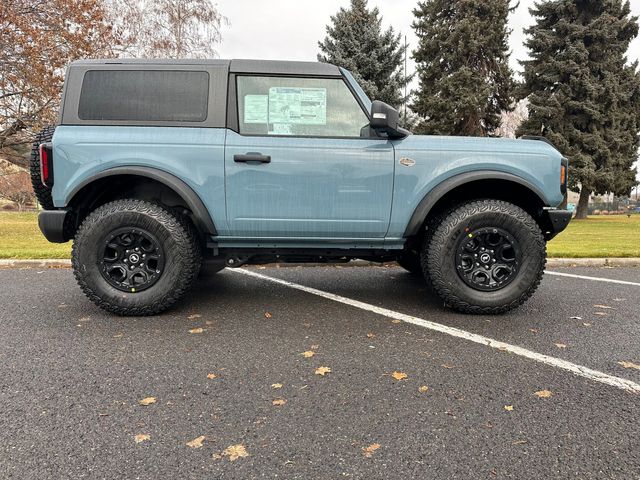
[403,170,548,237]
[67,166,217,235]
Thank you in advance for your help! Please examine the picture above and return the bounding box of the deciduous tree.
[0,0,113,166]
[106,0,227,59]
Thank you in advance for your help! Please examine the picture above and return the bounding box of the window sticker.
[270,123,293,135]
[244,95,269,124]
[268,87,327,126]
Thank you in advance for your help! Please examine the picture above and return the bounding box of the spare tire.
[30,125,56,210]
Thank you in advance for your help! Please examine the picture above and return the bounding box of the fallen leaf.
[315,366,331,376]
[134,434,150,443]
[534,390,553,398]
[186,436,206,448]
[391,371,408,381]
[418,385,429,393]
[512,440,528,445]
[617,361,640,370]
[504,405,514,411]
[264,312,272,318]
[188,314,202,320]
[189,328,204,334]
[206,373,218,379]
[441,364,454,369]
[593,304,613,309]
[555,343,567,349]
[113,333,123,338]
[271,383,283,389]
[138,397,156,406]
[362,443,381,458]
[529,329,538,334]
[570,316,582,320]
[366,333,376,338]
[582,323,592,327]
[594,312,608,316]
[391,319,401,324]
[301,351,315,358]
[272,398,287,406]
[222,444,248,461]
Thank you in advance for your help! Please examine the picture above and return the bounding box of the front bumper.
[38,210,73,243]
[541,209,572,240]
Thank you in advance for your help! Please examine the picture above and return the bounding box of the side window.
[237,76,370,137]
[78,70,209,122]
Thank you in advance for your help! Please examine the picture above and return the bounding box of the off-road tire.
[399,212,445,285]
[29,125,56,210]
[72,199,202,316]
[423,200,546,314]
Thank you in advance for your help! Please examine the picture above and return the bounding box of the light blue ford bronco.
[33,59,571,316]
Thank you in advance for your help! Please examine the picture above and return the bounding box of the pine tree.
[318,0,411,109]
[411,0,516,136]
[518,0,640,219]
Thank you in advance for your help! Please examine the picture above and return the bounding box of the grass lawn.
[1,211,639,259]
[547,214,640,258]
[0,212,71,259]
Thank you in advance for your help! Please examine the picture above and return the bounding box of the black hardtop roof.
[70,59,342,76]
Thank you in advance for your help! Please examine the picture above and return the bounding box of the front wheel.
[422,200,546,314]
[72,200,201,316]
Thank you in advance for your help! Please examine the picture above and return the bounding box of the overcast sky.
[216,0,640,76]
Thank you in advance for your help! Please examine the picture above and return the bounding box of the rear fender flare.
[67,166,217,235]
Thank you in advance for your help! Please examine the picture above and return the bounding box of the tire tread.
[423,199,546,314]
[72,199,201,316]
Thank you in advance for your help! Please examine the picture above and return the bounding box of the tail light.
[39,143,54,187]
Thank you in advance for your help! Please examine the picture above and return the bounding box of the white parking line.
[546,270,640,287]
[232,268,640,395]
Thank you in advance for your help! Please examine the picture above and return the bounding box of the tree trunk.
[559,195,568,210]
[575,187,591,219]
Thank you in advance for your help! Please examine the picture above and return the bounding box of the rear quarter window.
[78,70,209,122]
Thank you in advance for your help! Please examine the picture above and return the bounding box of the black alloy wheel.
[100,228,165,293]
[455,227,520,292]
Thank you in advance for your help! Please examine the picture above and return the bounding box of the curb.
[1,258,640,268]
[0,259,71,268]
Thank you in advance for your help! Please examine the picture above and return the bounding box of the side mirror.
[370,100,408,139]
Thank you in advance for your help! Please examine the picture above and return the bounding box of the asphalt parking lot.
[1,265,639,479]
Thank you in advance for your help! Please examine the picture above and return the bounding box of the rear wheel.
[72,199,201,316]
[423,200,546,314]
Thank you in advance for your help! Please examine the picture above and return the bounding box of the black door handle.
[234,153,271,163]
